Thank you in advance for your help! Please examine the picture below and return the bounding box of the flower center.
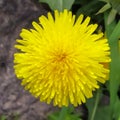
[55,53,67,62]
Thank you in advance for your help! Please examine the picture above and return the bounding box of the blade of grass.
[104,11,116,37]
[90,90,100,120]
[96,3,111,15]
[58,106,68,120]
[104,11,120,118]
[107,8,117,25]
[109,21,120,42]
[0,115,6,120]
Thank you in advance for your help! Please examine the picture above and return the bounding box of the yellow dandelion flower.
[14,9,111,107]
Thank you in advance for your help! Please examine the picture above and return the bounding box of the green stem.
[90,90,100,120]
[58,106,68,120]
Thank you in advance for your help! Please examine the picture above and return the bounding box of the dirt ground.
[0,0,56,119]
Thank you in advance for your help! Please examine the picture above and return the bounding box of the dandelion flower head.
[14,9,111,107]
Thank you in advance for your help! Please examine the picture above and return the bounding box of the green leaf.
[58,107,68,120]
[47,106,82,120]
[104,11,116,37]
[96,3,111,14]
[99,0,110,2]
[107,8,117,25]
[76,0,104,18]
[0,115,7,120]
[113,98,120,119]
[95,106,111,120]
[75,0,104,24]
[39,0,75,11]
[74,0,92,5]
[109,20,120,42]
[108,21,120,110]
[104,11,120,118]
[110,0,120,12]
[86,93,111,120]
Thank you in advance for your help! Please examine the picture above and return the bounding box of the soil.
[0,0,56,120]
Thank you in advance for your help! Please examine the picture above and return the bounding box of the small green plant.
[0,114,19,120]
[48,106,82,120]
[0,115,7,120]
